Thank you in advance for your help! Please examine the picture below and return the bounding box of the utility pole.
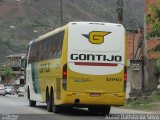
[130,19,135,59]
[117,0,123,24]
[60,0,63,26]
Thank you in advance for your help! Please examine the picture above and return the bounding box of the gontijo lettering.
[39,63,51,73]
[71,54,122,62]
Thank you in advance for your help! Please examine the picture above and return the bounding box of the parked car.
[5,85,15,95]
[0,84,6,96]
[17,86,24,97]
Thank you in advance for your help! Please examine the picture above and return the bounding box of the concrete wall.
[144,59,158,91]
[128,59,158,97]
[129,60,143,96]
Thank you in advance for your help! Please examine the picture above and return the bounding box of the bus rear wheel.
[47,94,53,112]
[29,100,36,107]
[88,106,111,115]
[51,93,62,113]
[52,105,62,113]
[28,88,36,107]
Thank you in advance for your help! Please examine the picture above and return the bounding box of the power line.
[54,10,61,29]
[52,0,63,29]
[124,1,143,27]
[16,0,63,34]
[33,0,62,27]
[117,0,123,24]
[21,1,55,26]
[24,0,62,31]
[60,0,63,26]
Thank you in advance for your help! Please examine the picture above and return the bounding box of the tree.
[147,0,160,38]
[0,66,13,84]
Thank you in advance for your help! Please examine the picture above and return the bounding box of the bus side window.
[39,42,44,61]
[57,49,62,58]
[40,40,46,61]
[36,51,39,62]
[53,50,57,59]
[29,45,35,63]
[50,48,55,59]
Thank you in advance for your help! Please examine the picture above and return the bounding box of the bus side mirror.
[21,58,27,70]
[20,79,25,85]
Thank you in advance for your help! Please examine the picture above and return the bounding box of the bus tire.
[53,105,62,113]
[51,91,62,113]
[29,100,36,107]
[88,106,111,115]
[102,106,111,115]
[28,88,36,107]
[47,94,53,112]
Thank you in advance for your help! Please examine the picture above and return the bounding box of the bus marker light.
[90,93,100,97]
[67,93,72,96]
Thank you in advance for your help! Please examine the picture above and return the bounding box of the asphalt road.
[0,95,153,120]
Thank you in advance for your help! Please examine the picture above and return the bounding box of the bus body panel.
[25,58,43,102]
[61,90,125,106]
[25,22,127,107]
[64,22,126,101]
[25,27,66,103]
[68,22,125,75]
[37,59,62,102]
[67,67,124,93]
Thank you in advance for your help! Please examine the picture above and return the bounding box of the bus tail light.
[124,66,127,81]
[62,64,67,90]
[124,66,127,91]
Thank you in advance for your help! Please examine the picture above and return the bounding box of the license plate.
[90,93,100,97]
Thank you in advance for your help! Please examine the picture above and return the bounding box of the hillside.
[0,0,145,63]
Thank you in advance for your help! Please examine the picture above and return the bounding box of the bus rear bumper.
[61,91,126,106]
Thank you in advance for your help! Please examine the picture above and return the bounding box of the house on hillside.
[4,54,26,90]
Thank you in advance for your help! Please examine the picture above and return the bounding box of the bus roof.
[28,22,123,46]
[28,24,67,46]
[35,25,67,42]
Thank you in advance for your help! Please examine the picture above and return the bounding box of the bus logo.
[82,31,111,44]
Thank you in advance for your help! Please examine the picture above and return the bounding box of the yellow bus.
[25,22,127,115]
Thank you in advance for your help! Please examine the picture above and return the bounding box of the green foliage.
[0,66,13,78]
[155,60,160,74]
[158,0,160,4]
[147,0,160,38]
[148,43,160,54]
[149,4,157,13]
[0,65,13,78]
[4,66,13,78]
[124,89,160,111]
[0,66,14,84]
[152,21,160,37]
